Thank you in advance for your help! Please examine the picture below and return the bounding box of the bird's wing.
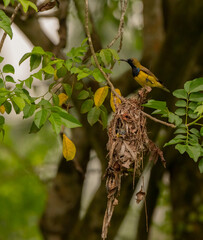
[140,66,158,80]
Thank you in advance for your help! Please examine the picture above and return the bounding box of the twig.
[142,111,176,128]
[84,0,125,102]
[107,0,128,51]
[0,3,21,52]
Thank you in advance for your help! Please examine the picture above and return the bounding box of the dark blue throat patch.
[132,66,140,77]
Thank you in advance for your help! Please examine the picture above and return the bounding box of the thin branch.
[0,3,21,52]
[107,0,128,51]
[142,111,176,128]
[84,0,125,102]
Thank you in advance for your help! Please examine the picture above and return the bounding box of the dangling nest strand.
[102,87,166,239]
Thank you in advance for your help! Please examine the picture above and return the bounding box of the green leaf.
[175,100,187,107]
[30,54,41,71]
[0,10,13,39]
[80,99,93,114]
[38,99,52,107]
[143,100,166,110]
[34,109,49,128]
[92,69,106,83]
[63,83,72,97]
[55,60,64,69]
[198,158,203,173]
[12,96,25,111]
[151,109,165,115]
[18,0,38,13]
[168,112,182,126]
[0,78,4,88]
[188,102,198,110]
[0,116,5,125]
[189,92,203,102]
[58,111,82,128]
[164,137,185,147]
[43,65,55,75]
[189,78,203,93]
[12,100,20,114]
[0,115,5,125]
[29,121,41,134]
[64,59,72,71]
[27,1,38,12]
[32,70,43,80]
[184,81,192,93]
[87,107,101,126]
[52,93,59,106]
[189,112,199,119]
[200,127,203,136]
[194,104,203,116]
[70,66,82,74]
[77,68,91,80]
[174,128,187,134]
[77,90,89,100]
[32,46,46,55]
[100,106,108,129]
[100,49,112,65]
[186,144,201,162]
[19,52,32,65]
[23,103,36,118]
[3,0,11,7]
[3,64,15,74]
[175,108,186,116]
[25,76,33,88]
[188,134,199,144]
[174,134,186,139]
[190,128,200,137]
[4,100,12,114]
[56,66,67,78]
[49,113,62,134]
[108,48,120,60]
[0,88,9,97]
[75,82,83,90]
[5,75,15,83]
[15,81,24,88]
[175,144,187,154]
[0,56,4,63]
[173,89,188,99]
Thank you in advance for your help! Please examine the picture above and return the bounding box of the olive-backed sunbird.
[120,58,170,92]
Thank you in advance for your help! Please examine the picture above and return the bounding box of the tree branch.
[84,0,125,102]
[107,0,128,52]
[142,111,176,128]
[0,3,21,52]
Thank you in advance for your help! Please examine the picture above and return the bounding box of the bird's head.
[119,58,141,68]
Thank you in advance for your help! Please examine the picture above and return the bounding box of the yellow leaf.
[0,105,5,114]
[63,134,76,161]
[59,93,68,106]
[94,86,109,107]
[110,89,122,112]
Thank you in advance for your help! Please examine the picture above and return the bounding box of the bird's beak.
[119,59,127,62]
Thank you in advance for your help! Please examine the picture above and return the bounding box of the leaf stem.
[185,95,189,144]
[187,115,203,127]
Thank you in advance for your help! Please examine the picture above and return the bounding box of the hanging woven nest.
[102,87,166,239]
